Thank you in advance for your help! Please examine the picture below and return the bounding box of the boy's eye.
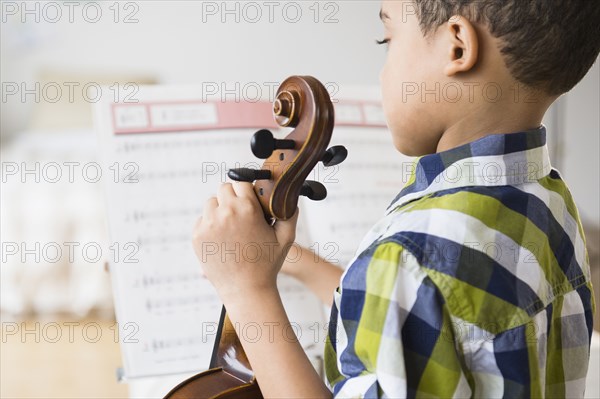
[375,38,390,51]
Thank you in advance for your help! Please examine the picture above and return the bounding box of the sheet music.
[96,91,326,379]
[96,85,409,380]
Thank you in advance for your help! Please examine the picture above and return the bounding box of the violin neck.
[209,306,255,382]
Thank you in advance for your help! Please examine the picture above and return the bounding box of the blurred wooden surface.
[1,318,128,398]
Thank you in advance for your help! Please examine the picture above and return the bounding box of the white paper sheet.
[95,85,410,382]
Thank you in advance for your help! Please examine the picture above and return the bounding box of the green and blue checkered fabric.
[324,127,595,398]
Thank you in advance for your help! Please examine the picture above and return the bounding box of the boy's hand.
[192,182,299,304]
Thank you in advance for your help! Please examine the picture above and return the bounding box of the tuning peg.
[251,129,296,159]
[228,168,271,183]
[300,181,327,201]
[321,145,348,167]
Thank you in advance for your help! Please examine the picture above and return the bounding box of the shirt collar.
[385,126,552,215]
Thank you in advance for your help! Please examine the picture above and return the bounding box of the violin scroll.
[228,75,346,222]
[273,90,299,127]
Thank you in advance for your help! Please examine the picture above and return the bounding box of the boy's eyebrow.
[379,9,390,21]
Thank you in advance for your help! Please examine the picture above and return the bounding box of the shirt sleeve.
[324,239,471,398]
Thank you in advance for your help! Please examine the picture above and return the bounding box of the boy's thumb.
[274,207,300,245]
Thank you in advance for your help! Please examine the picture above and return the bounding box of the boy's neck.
[436,95,554,153]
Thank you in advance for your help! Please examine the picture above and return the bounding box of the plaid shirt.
[324,127,595,398]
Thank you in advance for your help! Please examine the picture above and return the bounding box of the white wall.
[0,1,384,135]
[559,61,600,226]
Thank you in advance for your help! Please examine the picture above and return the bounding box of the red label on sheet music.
[111,100,386,134]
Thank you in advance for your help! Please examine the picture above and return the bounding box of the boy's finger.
[274,207,300,245]
[217,183,236,205]
[231,181,259,202]
[202,197,218,218]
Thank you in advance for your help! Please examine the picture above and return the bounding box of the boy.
[192,0,599,397]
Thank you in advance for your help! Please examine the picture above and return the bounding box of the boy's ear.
[443,15,479,76]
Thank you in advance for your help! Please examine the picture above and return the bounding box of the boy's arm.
[280,243,344,305]
[192,183,332,398]
[225,287,332,398]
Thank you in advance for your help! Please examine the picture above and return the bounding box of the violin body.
[164,308,261,399]
[164,369,261,399]
[164,75,342,399]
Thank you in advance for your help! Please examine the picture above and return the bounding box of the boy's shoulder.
[381,171,589,322]
[343,128,592,331]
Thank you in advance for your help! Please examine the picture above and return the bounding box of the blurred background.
[1,1,598,398]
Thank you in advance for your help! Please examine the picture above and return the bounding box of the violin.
[164,76,347,399]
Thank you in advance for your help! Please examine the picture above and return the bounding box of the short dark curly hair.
[412,0,600,95]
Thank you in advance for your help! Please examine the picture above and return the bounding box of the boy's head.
[379,0,600,156]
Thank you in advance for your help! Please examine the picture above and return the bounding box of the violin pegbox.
[228,76,347,222]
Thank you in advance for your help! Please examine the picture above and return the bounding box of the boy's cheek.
[385,102,441,157]
[388,122,417,155]
[383,107,413,154]
[380,54,444,155]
